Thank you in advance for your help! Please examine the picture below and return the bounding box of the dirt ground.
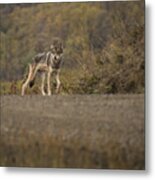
[0,94,145,169]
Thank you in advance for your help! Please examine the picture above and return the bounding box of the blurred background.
[0,1,144,94]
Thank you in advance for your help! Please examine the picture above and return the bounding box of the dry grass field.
[0,94,145,169]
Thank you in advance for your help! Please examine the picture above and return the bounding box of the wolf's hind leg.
[21,64,33,96]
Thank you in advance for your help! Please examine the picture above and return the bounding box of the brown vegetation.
[0,95,144,169]
[0,1,144,94]
[0,1,145,170]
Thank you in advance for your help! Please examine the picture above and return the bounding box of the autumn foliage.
[0,1,144,94]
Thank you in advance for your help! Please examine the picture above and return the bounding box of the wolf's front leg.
[47,68,52,96]
[41,72,46,96]
[55,70,61,94]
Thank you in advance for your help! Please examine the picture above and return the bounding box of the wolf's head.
[50,38,63,56]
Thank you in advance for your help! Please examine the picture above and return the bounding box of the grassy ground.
[0,94,145,169]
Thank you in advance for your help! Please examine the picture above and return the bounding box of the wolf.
[21,38,63,96]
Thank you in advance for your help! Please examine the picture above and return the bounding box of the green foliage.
[0,1,144,94]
